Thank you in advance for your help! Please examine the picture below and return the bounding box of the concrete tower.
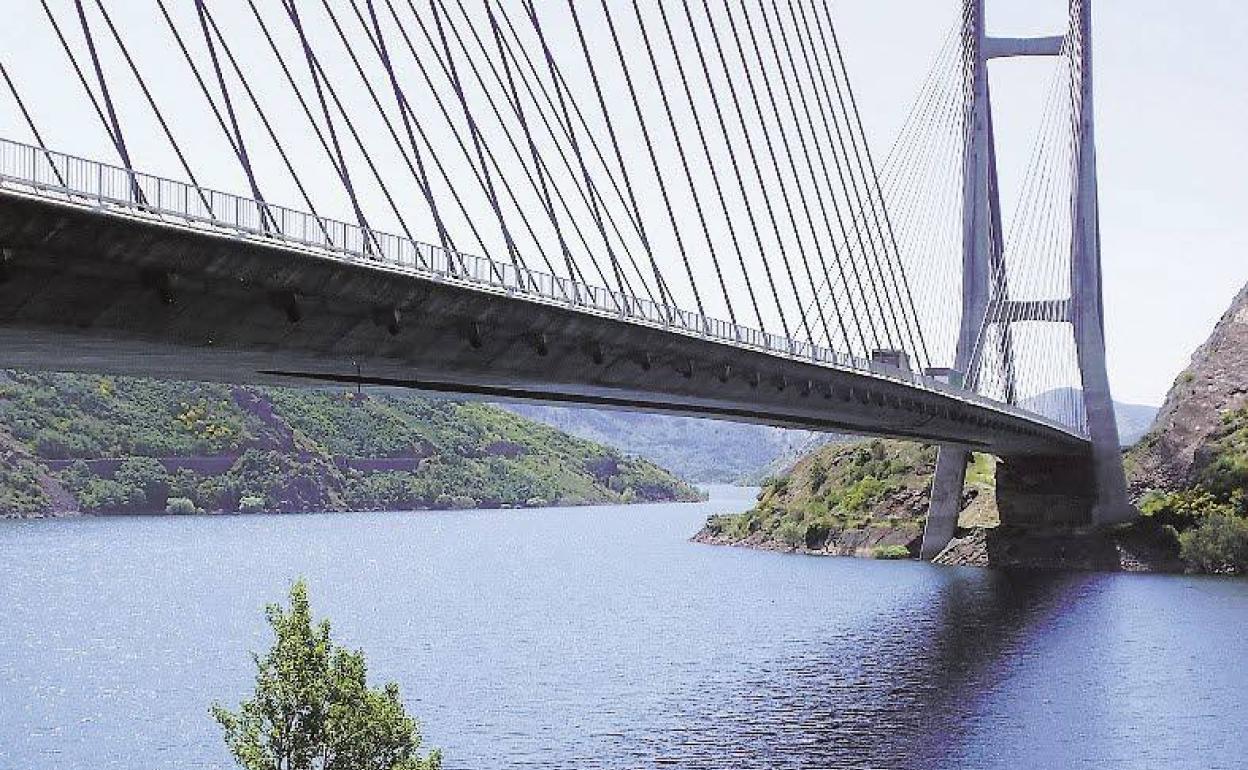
[920,0,1132,561]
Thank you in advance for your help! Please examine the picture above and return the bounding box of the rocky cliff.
[1121,280,1248,573]
[1128,281,1248,494]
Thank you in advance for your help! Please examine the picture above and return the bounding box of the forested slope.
[0,371,702,517]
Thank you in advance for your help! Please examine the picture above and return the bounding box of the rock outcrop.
[1128,281,1248,493]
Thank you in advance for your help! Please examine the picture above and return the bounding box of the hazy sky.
[2,1,1243,407]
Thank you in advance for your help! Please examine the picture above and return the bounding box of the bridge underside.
[0,190,1089,468]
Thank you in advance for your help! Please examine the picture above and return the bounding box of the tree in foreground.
[212,580,442,770]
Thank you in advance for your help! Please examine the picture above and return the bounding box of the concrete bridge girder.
[0,189,1084,459]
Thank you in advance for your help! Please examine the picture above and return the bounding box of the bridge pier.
[995,454,1098,527]
[920,447,968,560]
[923,448,1120,561]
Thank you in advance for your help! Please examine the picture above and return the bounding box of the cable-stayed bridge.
[0,0,1134,555]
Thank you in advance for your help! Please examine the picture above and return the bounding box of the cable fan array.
[0,0,932,373]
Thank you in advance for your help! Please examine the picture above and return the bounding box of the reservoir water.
[2,485,1246,769]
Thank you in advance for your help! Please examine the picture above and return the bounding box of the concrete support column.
[996,453,1097,526]
[921,446,969,559]
[1069,0,1135,524]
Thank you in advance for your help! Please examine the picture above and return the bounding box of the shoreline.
[691,521,918,559]
[3,492,709,521]
[691,519,1191,574]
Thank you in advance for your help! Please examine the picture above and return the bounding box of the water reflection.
[638,568,1091,769]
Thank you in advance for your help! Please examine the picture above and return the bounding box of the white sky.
[2,1,1244,407]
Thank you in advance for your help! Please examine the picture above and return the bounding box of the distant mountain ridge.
[504,387,1159,486]
[1020,387,1159,447]
[500,404,817,483]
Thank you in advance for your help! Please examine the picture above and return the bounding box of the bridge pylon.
[920,0,1133,560]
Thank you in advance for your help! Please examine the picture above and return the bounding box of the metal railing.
[0,136,1087,439]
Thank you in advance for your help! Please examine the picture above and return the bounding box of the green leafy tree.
[1139,488,1233,529]
[871,544,912,560]
[165,497,197,515]
[115,457,169,507]
[776,518,806,547]
[212,580,441,770]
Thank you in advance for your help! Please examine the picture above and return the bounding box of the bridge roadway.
[0,143,1087,459]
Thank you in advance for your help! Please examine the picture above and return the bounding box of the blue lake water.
[2,485,1247,769]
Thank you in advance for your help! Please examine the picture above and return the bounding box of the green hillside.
[696,439,996,558]
[0,371,702,517]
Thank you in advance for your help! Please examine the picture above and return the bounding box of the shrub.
[115,457,169,506]
[839,476,889,513]
[1195,408,1248,507]
[706,512,756,540]
[1179,513,1248,574]
[0,451,50,515]
[1139,489,1232,530]
[871,544,912,560]
[63,467,145,513]
[168,468,200,501]
[343,472,418,512]
[238,496,265,514]
[196,474,240,513]
[34,428,100,460]
[807,458,828,493]
[776,519,805,548]
[165,497,197,515]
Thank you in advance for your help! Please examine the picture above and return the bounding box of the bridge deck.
[0,138,1087,457]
